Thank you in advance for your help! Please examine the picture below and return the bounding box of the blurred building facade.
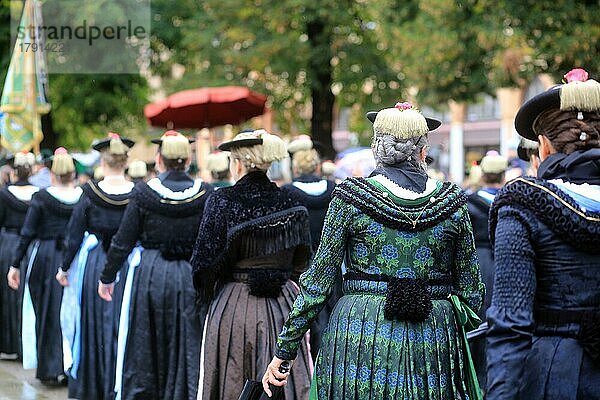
[332,74,553,183]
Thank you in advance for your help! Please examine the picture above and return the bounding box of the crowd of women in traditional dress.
[0,67,599,400]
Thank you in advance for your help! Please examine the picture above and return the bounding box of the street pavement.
[0,359,67,400]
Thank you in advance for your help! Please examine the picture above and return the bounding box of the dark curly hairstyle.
[534,109,600,154]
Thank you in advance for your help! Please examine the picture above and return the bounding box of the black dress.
[282,174,338,360]
[102,171,212,400]
[282,174,336,251]
[191,171,313,400]
[61,180,134,399]
[0,182,37,356]
[12,187,81,381]
[466,187,498,387]
[486,150,600,400]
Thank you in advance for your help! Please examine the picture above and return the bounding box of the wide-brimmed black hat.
[92,133,135,152]
[366,111,442,132]
[514,86,562,141]
[151,134,195,145]
[515,69,600,141]
[218,129,262,151]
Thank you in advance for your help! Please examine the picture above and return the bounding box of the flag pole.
[26,0,40,155]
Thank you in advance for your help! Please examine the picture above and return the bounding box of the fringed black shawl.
[191,171,312,303]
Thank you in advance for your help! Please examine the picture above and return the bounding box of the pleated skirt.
[27,239,65,381]
[121,249,203,400]
[0,231,23,355]
[518,336,600,399]
[69,244,128,400]
[198,281,312,400]
[312,290,471,399]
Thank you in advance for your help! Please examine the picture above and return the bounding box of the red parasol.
[144,86,268,129]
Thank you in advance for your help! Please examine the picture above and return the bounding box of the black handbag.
[238,361,290,400]
[238,380,283,400]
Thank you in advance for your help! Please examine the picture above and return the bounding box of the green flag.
[0,0,50,154]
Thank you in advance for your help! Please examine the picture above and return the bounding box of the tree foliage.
[482,0,600,87]
[382,0,492,106]
[149,0,401,151]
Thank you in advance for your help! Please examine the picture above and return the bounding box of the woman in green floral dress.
[263,102,484,399]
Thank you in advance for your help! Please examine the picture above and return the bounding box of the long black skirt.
[27,239,65,381]
[68,242,129,399]
[121,249,203,400]
[0,230,23,355]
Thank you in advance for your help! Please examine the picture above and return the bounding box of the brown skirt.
[198,280,312,400]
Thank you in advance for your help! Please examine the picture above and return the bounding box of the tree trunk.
[40,112,57,151]
[307,19,335,158]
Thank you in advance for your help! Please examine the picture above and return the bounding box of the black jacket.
[191,171,312,302]
[101,172,213,283]
[62,181,133,270]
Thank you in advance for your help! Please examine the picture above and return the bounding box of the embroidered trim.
[135,181,210,217]
[159,190,206,204]
[334,177,466,231]
[86,181,130,206]
[490,177,600,253]
[512,178,600,222]
[147,177,204,200]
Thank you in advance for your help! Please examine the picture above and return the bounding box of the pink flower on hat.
[54,147,68,155]
[395,102,413,111]
[108,132,121,139]
[564,68,589,83]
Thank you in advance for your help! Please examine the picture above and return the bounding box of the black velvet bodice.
[62,181,132,270]
[0,186,32,230]
[12,189,78,267]
[101,176,213,283]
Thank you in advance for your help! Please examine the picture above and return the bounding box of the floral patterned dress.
[276,177,484,399]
